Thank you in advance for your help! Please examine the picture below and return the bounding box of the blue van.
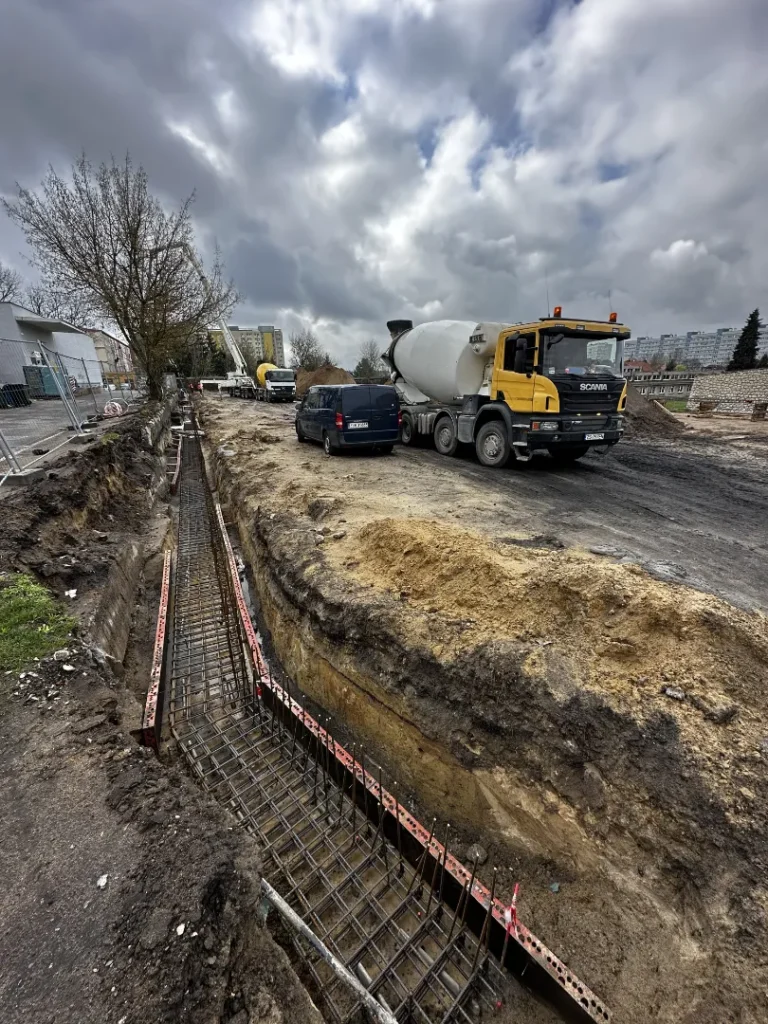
[295,384,401,455]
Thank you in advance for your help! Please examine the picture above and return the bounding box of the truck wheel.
[476,421,510,467]
[434,416,458,457]
[550,446,589,464]
[400,415,415,446]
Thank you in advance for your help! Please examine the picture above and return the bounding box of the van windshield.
[542,333,624,378]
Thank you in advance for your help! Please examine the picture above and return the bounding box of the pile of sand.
[624,384,685,438]
[337,517,768,746]
[296,365,355,396]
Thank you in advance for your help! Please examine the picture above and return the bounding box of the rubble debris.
[467,843,488,865]
[661,685,686,701]
[96,874,109,889]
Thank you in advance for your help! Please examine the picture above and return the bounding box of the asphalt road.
[400,434,768,612]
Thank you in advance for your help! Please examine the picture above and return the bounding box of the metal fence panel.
[0,335,142,484]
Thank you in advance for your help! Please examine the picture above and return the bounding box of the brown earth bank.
[0,406,320,1024]
[202,396,768,1024]
[295,365,355,396]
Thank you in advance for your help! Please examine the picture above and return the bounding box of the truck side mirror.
[513,339,527,374]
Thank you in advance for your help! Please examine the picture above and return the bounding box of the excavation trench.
[158,414,610,1024]
[195,399,768,1024]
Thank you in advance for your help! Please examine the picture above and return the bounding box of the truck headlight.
[540,421,559,432]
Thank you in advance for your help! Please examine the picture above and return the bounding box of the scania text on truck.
[255,362,297,402]
[382,308,630,466]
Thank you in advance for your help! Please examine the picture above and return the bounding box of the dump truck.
[382,309,630,465]
[256,362,297,402]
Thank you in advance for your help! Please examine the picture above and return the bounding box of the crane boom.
[181,244,255,392]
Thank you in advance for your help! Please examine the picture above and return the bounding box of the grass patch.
[0,573,76,671]
[659,399,689,413]
[101,431,121,445]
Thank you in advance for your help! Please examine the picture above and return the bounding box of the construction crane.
[159,242,257,398]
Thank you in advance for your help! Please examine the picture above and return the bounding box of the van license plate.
[584,432,605,441]
[348,421,368,429]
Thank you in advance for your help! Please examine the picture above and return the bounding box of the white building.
[0,301,103,386]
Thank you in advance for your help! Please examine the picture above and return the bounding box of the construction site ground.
[202,395,768,1024]
[1,395,766,1024]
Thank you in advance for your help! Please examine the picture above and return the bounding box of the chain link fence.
[0,336,143,484]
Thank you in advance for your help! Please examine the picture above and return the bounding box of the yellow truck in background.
[255,362,297,403]
[382,308,630,466]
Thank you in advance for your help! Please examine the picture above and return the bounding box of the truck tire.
[476,421,510,467]
[400,414,415,446]
[550,446,589,464]
[434,416,458,457]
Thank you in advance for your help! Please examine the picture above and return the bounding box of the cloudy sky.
[1,0,766,366]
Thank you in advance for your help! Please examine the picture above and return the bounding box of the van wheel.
[401,415,415,446]
[434,416,458,456]
[476,421,510,467]
[296,426,306,443]
[323,432,337,456]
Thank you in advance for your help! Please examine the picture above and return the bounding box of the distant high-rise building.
[625,324,768,367]
[208,325,266,364]
[273,328,285,366]
[258,326,285,365]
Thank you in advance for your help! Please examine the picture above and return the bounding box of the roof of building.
[85,327,130,348]
[5,302,86,334]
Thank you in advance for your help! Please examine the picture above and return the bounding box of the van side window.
[306,391,320,409]
[320,389,336,409]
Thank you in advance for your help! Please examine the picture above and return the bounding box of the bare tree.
[353,338,386,379]
[2,154,236,399]
[24,280,96,328]
[289,327,331,371]
[0,260,23,303]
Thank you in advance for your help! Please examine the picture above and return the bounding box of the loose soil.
[0,407,320,1024]
[202,395,768,1024]
[623,384,685,438]
[295,365,354,395]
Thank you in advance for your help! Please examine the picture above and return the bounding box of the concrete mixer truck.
[255,362,297,402]
[382,309,630,466]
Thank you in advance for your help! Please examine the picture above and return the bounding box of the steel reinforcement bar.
[163,412,610,1024]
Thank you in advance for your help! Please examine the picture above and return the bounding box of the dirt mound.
[296,364,354,395]
[343,517,768,761]
[624,383,685,437]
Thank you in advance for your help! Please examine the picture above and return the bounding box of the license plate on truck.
[348,421,368,429]
[584,432,605,441]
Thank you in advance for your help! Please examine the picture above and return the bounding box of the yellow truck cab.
[467,310,630,464]
[386,310,630,467]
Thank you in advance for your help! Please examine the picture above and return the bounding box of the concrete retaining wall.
[687,368,768,415]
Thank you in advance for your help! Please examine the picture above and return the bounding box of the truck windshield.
[542,333,624,378]
[266,370,294,382]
